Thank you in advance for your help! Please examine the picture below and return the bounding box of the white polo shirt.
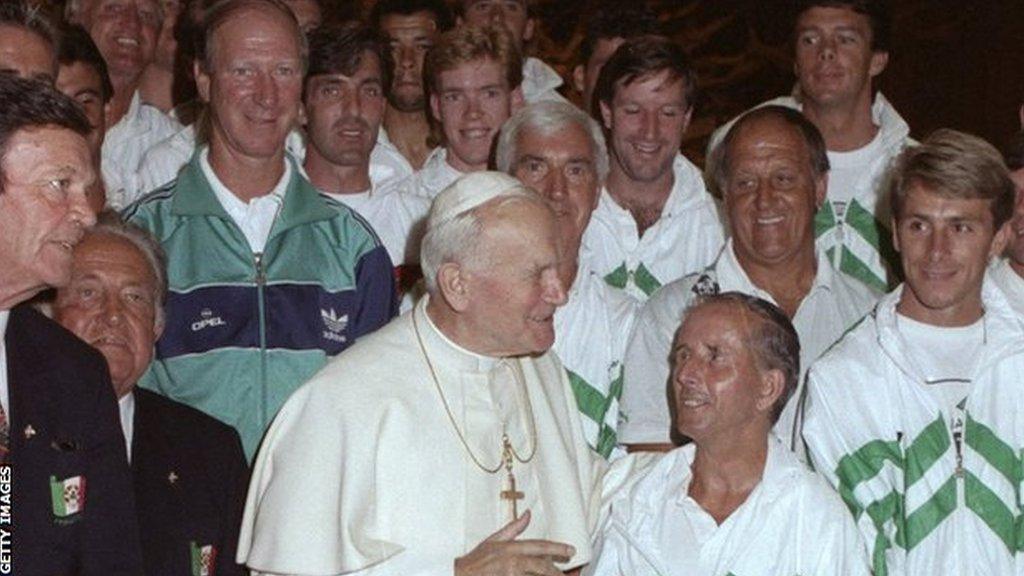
[135,127,413,202]
[586,437,870,576]
[553,263,639,459]
[102,90,182,209]
[619,240,879,449]
[392,147,464,201]
[581,155,725,301]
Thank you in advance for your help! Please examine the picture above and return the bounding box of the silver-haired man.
[497,100,637,458]
[238,171,604,576]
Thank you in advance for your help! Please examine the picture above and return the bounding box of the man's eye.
[48,178,71,194]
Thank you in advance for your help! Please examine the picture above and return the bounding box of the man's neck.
[208,145,287,203]
[107,75,142,128]
[137,66,175,113]
[605,163,674,236]
[304,149,372,195]
[444,148,484,174]
[802,91,878,152]
[739,247,818,319]
[0,274,41,311]
[1010,258,1024,280]
[384,104,432,170]
[688,427,769,523]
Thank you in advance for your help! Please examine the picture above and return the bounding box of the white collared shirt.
[102,90,182,209]
[990,258,1024,317]
[118,392,136,463]
[392,147,464,201]
[199,148,290,254]
[0,310,9,419]
[581,154,725,301]
[620,240,880,449]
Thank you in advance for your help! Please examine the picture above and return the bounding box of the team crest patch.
[691,273,720,297]
[190,541,217,576]
[321,308,349,343]
[49,475,86,518]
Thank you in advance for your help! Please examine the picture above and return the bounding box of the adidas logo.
[321,308,349,343]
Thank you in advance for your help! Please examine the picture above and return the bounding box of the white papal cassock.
[237,298,606,575]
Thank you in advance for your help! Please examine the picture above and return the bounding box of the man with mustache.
[53,216,249,576]
[302,23,430,309]
[0,74,142,575]
[125,0,397,459]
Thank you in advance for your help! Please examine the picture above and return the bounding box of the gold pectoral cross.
[499,434,524,520]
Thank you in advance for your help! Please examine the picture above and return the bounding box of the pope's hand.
[454,510,574,576]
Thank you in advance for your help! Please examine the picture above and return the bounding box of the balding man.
[497,101,637,458]
[0,75,142,575]
[54,217,249,576]
[588,294,870,575]
[620,106,878,453]
[125,0,397,459]
[239,172,603,576]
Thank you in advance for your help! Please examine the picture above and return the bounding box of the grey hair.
[1,0,58,52]
[494,100,610,184]
[87,211,169,325]
[686,291,800,425]
[420,190,541,294]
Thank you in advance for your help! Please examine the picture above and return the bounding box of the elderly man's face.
[196,6,303,166]
[511,123,598,258]
[724,116,825,269]
[380,10,439,112]
[431,57,519,173]
[600,69,690,185]
[458,198,567,356]
[671,302,771,444]
[0,24,56,84]
[55,233,162,398]
[459,0,533,48]
[0,126,96,297]
[304,51,385,169]
[78,0,161,81]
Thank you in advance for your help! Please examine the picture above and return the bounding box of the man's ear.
[814,173,827,210]
[599,99,613,130]
[436,262,470,312]
[194,59,211,103]
[990,221,1012,260]
[153,313,166,342]
[891,215,902,254]
[430,92,442,123]
[756,368,786,415]
[523,17,535,44]
[869,50,890,79]
[572,64,585,95]
[510,86,525,113]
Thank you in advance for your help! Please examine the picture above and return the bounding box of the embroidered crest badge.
[190,541,217,576]
[49,475,86,517]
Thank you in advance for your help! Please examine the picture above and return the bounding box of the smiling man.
[68,0,182,209]
[239,172,603,576]
[385,25,524,200]
[497,101,637,458]
[588,293,869,576]
[803,130,1023,576]
[53,217,249,576]
[0,75,143,575]
[620,106,878,454]
[709,0,911,292]
[585,35,724,302]
[125,0,397,459]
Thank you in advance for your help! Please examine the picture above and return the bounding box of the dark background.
[353,0,1024,165]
